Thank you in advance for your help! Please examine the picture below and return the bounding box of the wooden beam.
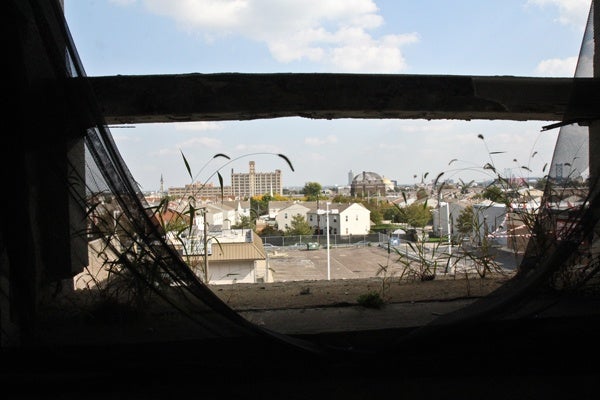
[85,73,600,124]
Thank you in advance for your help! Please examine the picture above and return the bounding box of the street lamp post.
[326,202,331,281]
[446,203,452,257]
[318,202,336,281]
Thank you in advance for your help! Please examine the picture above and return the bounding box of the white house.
[306,202,371,236]
[473,200,508,246]
[275,203,311,232]
[267,201,296,218]
[221,200,251,224]
[190,202,237,231]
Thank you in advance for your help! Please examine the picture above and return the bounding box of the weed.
[299,287,311,295]
[357,291,384,309]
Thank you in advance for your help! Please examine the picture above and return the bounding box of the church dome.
[353,171,383,183]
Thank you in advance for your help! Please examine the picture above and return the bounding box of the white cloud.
[307,152,327,161]
[148,136,222,159]
[135,0,418,72]
[151,147,180,157]
[234,143,282,152]
[177,136,222,148]
[527,2,589,76]
[305,135,338,146]
[535,56,578,76]
[387,120,457,134]
[174,121,223,132]
[526,0,590,28]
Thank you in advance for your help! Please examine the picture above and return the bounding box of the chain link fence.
[260,232,390,248]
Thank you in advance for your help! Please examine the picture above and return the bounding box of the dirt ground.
[210,273,513,311]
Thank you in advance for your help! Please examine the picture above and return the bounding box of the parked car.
[262,243,278,251]
[306,242,320,250]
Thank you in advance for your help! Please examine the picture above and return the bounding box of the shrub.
[357,291,384,309]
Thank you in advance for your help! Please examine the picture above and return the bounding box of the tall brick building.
[231,161,282,198]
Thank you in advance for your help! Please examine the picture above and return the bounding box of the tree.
[400,203,432,228]
[458,178,476,194]
[370,209,383,225]
[232,215,253,229]
[258,225,284,236]
[382,203,402,223]
[456,205,476,236]
[250,195,270,217]
[302,182,322,201]
[332,194,353,203]
[482,185,507,203]
[416,188,428,200]
[286,214,312,236]
[534,177,548,190]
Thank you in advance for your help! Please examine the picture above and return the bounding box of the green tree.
[381,203,402,223]
[416,188,428,200]
[458,178,476,194]
[232,215,253,229]
[250,195,271,217]
[332,194,353,203]
[302,182,323,201]
[287,214,313,236]
[400,203,432,228]
[456,205,476,236]
[482,185,506,203]
[370,209,383,225]
[534,177,548,190]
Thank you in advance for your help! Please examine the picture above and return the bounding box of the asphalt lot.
[266,243,521,282]
[267,244,395,282]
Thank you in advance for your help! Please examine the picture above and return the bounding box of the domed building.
[382,176,395,192]
[350,171,388,197]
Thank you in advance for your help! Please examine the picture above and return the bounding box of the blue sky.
[64,0,591,191]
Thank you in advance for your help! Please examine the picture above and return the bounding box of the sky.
[64,0,592,192]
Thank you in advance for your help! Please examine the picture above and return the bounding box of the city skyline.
[65,0,590,191]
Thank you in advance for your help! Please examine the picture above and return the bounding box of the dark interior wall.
[2,0,88,346]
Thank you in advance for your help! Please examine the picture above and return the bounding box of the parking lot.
[266,243,521,282]
[267,244,413,282]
